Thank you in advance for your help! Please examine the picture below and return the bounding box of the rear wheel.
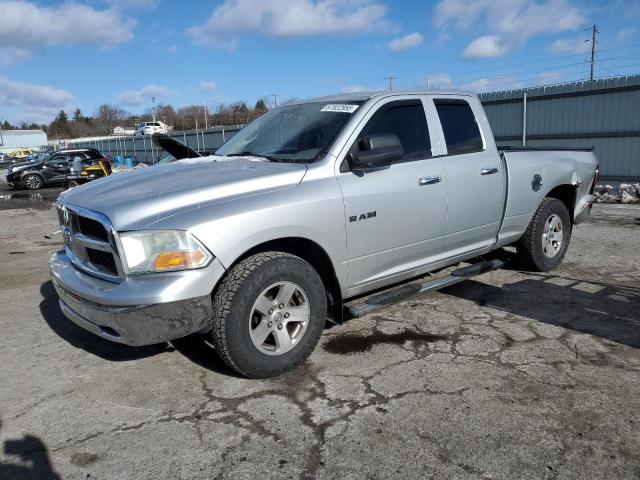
[23,174,43,190]
[211,251,327,378]
[515,197,572,271]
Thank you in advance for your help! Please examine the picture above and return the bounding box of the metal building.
[0,129,48,154]
[479,75,640,180]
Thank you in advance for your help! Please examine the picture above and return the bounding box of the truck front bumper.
[50,249,226,346]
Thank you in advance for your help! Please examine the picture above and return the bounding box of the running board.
[346,259,504,318]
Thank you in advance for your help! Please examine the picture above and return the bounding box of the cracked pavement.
[0,196,639,479]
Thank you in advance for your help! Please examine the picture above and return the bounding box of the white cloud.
[461,76,524,92]
[188,0,389,49]
[434,0,585,59]
[0,1,136,64]
[199,81,217,93]
[462,35,509,58]
[117,84,176,106]
[106,0,159,9]
[166,45,178,54]
[0,77,75,124]
[548,36,591,55]
[341,85,368,93]
[426,72,453,89]
[616,27,637,44]
[388,32,423,52]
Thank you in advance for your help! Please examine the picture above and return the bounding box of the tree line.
[2,98,278,140]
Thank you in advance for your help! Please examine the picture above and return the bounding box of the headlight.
[118,230,213,274]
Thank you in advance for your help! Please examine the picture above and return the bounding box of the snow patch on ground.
[593,184,640,204]
[110,163,149,175]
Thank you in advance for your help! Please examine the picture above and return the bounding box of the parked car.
[6,148,105,190]
[51,90,598,378]
[134,122,167,136]
[8,148,33,159]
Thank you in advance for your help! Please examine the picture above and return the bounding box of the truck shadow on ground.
[39,281,237,375]
[441,273,640,349]
[0,418,61,480]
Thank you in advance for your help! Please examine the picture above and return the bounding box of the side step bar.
[346,259,504,318]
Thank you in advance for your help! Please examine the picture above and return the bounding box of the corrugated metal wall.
[67,126,242,164]
[479,75,640,180]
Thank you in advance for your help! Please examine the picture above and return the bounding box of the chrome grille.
[57,203,123,282]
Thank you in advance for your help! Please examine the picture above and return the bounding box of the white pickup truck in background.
[51,90,598,377]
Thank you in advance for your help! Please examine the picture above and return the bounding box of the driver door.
[43,154,70,183]
[336,97,447,294]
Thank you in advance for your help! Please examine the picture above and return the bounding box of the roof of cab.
[289,89,477,105]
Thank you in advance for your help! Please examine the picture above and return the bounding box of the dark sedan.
[6,148,105,190]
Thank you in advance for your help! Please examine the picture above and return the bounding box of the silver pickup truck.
[50,90,598,377]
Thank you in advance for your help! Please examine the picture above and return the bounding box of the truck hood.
[58,156,307,230]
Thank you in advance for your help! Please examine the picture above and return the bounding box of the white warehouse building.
[0,129,48,154]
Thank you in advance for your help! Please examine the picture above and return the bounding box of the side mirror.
[348,134,404,172]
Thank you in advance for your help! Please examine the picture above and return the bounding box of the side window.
[357,100,431,162]
[49,154,67,165]
[434,99,483,156]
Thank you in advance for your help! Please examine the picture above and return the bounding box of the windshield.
[216,101,362,162]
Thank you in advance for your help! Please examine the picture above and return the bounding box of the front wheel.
[23,174,43,190]
[211,251,327,378]
[515,197,572,272]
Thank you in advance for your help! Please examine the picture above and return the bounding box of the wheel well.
[546,184,576,220]
[232,237,343,324]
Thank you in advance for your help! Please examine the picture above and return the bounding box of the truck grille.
[77,216,109,242]
[57,203,123,281]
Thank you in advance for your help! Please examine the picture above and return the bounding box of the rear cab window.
[434,99,484,156]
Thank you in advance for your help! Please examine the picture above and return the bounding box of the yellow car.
[9,149,33,159]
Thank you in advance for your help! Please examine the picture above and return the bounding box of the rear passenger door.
[430,96,504,255]
[337,97,447,293]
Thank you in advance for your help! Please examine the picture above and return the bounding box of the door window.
[357,100,431,162]
[434,99,483,155]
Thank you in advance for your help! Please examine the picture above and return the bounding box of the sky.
[1,0,640,124]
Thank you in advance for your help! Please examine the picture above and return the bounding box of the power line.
[422,41,640,85]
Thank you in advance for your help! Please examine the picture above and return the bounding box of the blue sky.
[1,0,640,124]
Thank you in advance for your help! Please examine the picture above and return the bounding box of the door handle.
[481,167,499,175]
[419,176,441,186]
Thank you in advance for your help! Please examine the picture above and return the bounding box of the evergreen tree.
[254,99,267,112]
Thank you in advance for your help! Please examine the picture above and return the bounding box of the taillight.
[589,164,599,194]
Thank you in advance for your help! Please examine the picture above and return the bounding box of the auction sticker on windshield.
[321,104,359,113]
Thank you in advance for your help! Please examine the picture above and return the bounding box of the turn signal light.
[154,250,207,271]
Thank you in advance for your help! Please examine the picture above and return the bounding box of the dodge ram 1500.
[50,90,598,377]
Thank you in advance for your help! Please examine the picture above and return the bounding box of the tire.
[515,197,572,272]
[211,251,327,378]
[23,174,43,190]
[67,180,80,188]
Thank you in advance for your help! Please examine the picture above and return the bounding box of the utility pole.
[385,75,397,91]
[203,101,208,129]
[151,96,156,122]
[270,94,278,108]
[588,24,599,81]
[426,77,430,90]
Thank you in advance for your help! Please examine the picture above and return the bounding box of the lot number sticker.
[321,104,359,113]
